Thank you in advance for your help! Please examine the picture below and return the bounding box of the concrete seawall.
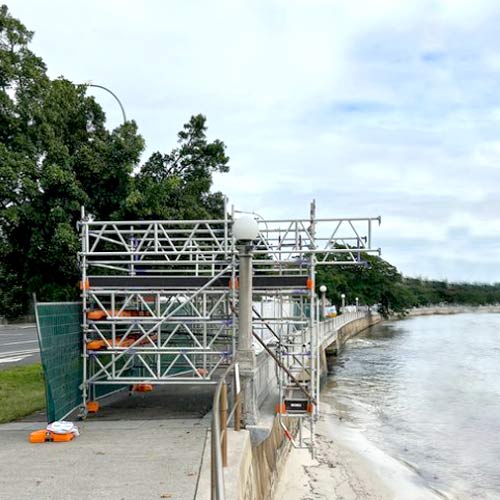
[197,313,381,500]
[322,313,381,375]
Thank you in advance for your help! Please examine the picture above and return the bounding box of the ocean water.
[323,313,500,500]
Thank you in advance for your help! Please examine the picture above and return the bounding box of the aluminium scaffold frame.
[78,201,379,455]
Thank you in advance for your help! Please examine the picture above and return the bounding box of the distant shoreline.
[403,304,500,317]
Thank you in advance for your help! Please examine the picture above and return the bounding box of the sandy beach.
[275,402,446,500]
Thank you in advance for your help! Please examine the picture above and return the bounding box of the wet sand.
[275,403,446,500]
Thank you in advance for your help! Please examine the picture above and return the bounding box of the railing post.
[234,389,241,432]
[211,420,216,500]
[221,382,228,467]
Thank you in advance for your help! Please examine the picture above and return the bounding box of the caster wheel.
[77,406,88,421]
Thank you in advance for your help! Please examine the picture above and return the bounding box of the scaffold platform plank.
[88,275,309,289]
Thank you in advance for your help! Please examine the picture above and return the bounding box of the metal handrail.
[211,362,241,500]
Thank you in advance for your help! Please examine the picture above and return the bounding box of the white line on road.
[0,333,36,337]
[0,340,38,346]
[0,355,32,364]
[0,326,35,330]
[0,349,39,358]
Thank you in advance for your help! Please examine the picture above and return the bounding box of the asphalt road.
[0,324,40,369]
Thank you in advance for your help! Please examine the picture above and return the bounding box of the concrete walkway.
[0,385,214,500]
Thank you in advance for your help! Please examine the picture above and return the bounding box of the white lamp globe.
[319,285,327,293]
[233,216,259,241]
[341,293,346,299]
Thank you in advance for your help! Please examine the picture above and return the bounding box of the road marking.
[0,332,35,335]
[0,355,32,364]
[0,333,36,337]
[0,348,39,357]
[0,326,35,330]
[0,340,38,346]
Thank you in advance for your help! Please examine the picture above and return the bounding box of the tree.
[0,5,144,317]
[316,253,415,318]
[121,114,229,220]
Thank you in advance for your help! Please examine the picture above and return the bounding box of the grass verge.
[0,364,45,423]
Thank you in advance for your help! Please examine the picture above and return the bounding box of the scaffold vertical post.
[80,206,88,416]
[220,382,228,467]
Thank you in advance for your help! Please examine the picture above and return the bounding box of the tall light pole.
[233,216,260,425]
[83,82,127,124]
[355,297,359,312]
[319,285,327,320]
[341,293,346,313]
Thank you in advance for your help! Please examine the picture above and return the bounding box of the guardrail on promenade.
[211,362,241,500]
[317,310,369,347]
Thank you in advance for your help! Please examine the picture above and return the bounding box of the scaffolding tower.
[79,202,379,453]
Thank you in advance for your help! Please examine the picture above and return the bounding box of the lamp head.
[341,293,346,298]
[319,285,327,293]
[233,216,259,242]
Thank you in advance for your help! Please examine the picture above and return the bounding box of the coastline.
[274,400,447,500]
[404,304,500,317]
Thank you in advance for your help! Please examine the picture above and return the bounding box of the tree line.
[316,254,500,318]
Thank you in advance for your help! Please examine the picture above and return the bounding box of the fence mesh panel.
[35,302,82,422]
[36,302,130,421]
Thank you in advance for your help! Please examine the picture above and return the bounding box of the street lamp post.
[355,297,359,312]
[319,285,327,320]
[83,82,127,125]
[233,216,260,425]
[341,293,346,313]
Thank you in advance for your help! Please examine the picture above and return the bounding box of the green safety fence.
[35,301,127,421]
[35,302,83,423]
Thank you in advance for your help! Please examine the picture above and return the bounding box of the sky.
[7,0,500,282]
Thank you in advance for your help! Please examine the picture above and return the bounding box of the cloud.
[7,0,500,282]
